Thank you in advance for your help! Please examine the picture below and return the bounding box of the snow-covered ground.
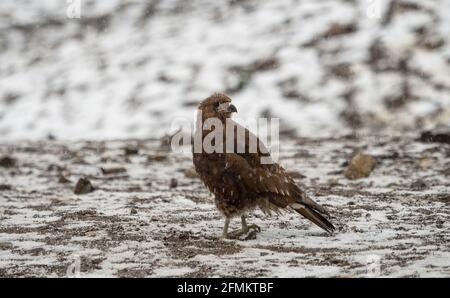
[0,136,449,277]
[1,0,449,140]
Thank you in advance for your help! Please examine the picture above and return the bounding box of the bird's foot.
[225,224,261,240]
[246,224,261,233]
[224,229,245,239]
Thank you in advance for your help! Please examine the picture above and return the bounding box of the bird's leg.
[222,217,230,239]
[241,214,248,231]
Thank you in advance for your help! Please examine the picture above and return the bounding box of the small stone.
[419,125,450,144]
[0,156,17,168]
[0,184,12,191]
[127,185,142,192]
[147,154,168,162]
[74,178,95,195]
[411,179,428,190]
[0,242,14,250]
[418,158,433,169]
[100,167,127,175]
[130,208,138,215]
[124,147,139,155]
[86,231,97,237]
[47,164,63,171]
[328,178,340,186]
[58,174,71,184]
[170,178,178,188]
[184,167,199,178]
[344,152,376,180]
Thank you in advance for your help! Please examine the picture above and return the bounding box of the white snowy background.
[0,0,449,141]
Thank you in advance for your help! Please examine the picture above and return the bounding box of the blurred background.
[0,0,449,141]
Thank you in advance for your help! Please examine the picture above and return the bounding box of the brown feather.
[291,203,335,234]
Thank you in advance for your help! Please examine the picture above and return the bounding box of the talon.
[227,229,246,239]
[248,224,261,232]
[226,225,261,240]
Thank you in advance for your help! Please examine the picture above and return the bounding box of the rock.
[0,156,17,168]
[330,63,353,80]
[344,152,376,180]
[443,167,450,176]
[419,125,450,144]
[322,23,357,39]
[130,208,137,215]
[159,128,189,151]
[350,225,359,232]
[0,184,12,191]
[159,134,172,151]
[47,164,65,172]
[124,147,139,155]
[184,167,199,178]
[169,178,178,188]
[74,178,95,194]
[58,174,71,184]
[100,167,127,175]
[0,242,13,250]
[411,179,428,190]
[418,158,433,169]
[127,185,142,192]
[147,154,168,162]
[327,178,341,186]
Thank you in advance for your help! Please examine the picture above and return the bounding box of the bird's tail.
[291,202,335,234]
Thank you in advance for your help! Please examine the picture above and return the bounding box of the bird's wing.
[224,123,335,233]
[224,153,324,212]
[228,121,328,212]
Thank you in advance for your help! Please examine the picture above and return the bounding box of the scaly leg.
[222,217,230,239]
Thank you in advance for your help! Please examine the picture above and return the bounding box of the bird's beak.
[228,104,237,113]
[217,102,238,114]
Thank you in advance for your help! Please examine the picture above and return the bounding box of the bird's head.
[198,93,238,121]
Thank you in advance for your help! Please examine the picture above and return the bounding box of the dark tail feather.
[292,203,335,234]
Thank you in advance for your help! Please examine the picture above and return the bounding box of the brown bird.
[193,93,335,239]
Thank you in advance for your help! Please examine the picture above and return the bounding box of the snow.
[1,136,449,277]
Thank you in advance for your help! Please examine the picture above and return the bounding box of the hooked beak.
[217,103,238,114]
[228,104,237,113]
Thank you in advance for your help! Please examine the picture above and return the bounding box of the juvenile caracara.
[193,93,335,239]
